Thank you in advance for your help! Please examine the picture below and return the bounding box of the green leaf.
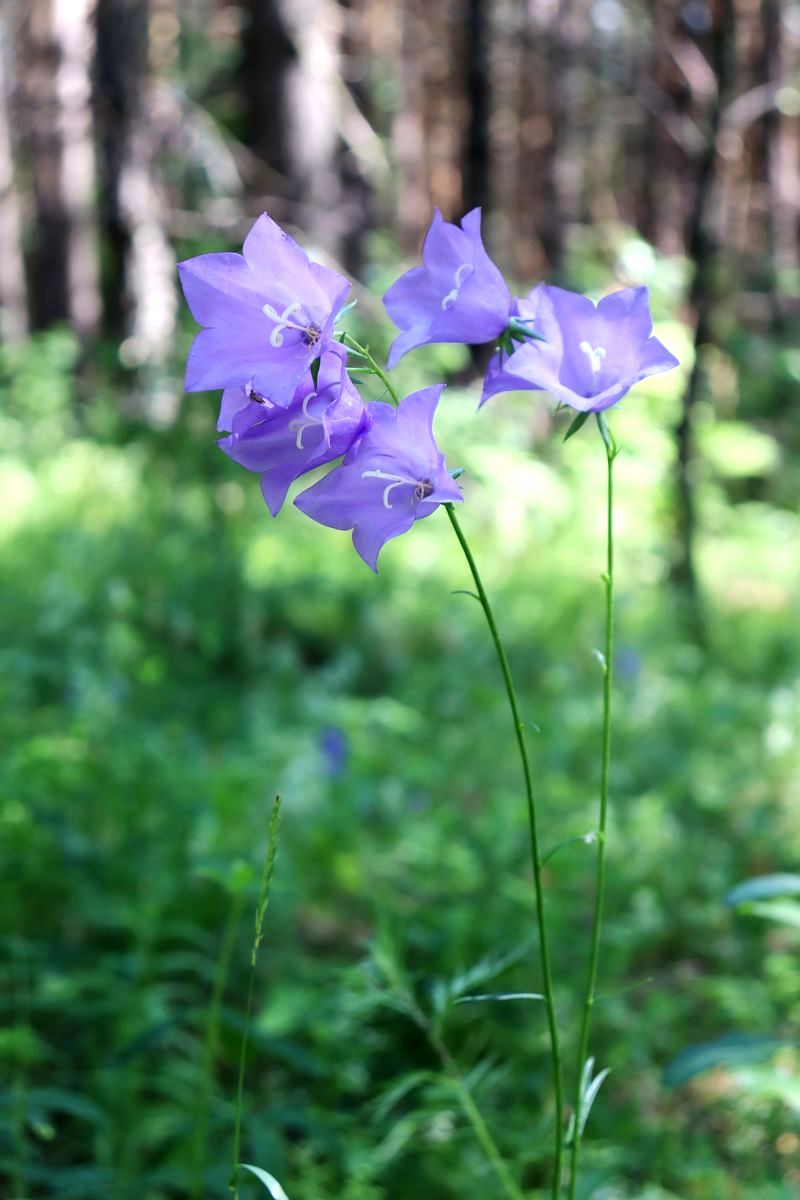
[455,992,544,1004]
[371,1070,435,1123]
[335,298,359,323]
[745,900,800,928]
[240,1164,290,1199]
[664,1033,790,1087]
[725,874,800,907]
[563,411,590,442]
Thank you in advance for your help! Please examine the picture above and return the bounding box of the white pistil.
[362,468,434,509]
[441,263,473,311]
[361,468,412,509]
[579,341,606,375]
[287,392,321,450]
[262,300,307,347]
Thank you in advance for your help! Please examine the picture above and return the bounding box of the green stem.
[341,332,401,406]
[191,887,245,1200]
[567,418,617,1198]
[230,796,282,1198]
[231,965,258,1198]
[398,979,526,1200]
[434,1034,527,1200]
[445,503,565,1199]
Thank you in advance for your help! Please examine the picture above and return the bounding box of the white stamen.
[361,468,416,509]
[287,391,321,450]
[579,341,606,375]
[262,300,306,347]
[441,263,473,311]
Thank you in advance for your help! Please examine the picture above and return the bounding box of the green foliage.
[1,305,800,1200]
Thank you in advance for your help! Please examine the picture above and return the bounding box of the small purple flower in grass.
[295,386,463,571]
[178,213,350,407]
[481,284,679,412]
[218,343,369,516]
[383,208,512,368]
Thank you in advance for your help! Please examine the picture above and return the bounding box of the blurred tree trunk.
[462,0,490,216]
[242,0,342,250]
[25,0,100,338]
[759,0,795,328]
[94,0,177,368]
[0,16,28,343]
[391,0,427,250]
[672,0,737,609]
[337,0,378,276]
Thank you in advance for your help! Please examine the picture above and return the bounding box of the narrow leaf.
[578,1067,611,1137]
[563,411,590,442]
[335,298,359,323]
[455,992,544,1004]
[451,589,481,602]
[725,874,800,907]
[745,899,800,928]
[664,1033,790,1087]
[240,1164,290,1200]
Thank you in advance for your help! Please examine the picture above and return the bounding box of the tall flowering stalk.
[567,415,618,1198]
[178,211,678,1196]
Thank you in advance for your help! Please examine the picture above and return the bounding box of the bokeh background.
[2,1,800,1198]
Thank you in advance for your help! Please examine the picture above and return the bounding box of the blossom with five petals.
[295,386,463,571]
[178,213,350,407]
[481,284,679,412]
[383,209,512,368]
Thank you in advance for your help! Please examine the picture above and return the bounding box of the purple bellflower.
[383,209,512,368]
[218,343,369,516]
[178,213,351,407]
[294,386,463,571]
[481,284,679,412]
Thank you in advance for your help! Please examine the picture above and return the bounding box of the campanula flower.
[481,284,679,412]
[218,343,369,516]
[383,209,512,368]
[294,386,463,571]
[178,213,351,407]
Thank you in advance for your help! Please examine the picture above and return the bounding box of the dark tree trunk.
[242,0,342,250]
[759,0,794,331]
[462,0,491,216]
[94,0,177,367]
[25,0,100,338]
[672,0,737,615]
[0,14,28,342]
[242,0,297,186]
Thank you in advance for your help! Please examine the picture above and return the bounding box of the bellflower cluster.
[179,209,681,1194]
[178,213,463,570]
[180,209,678,573]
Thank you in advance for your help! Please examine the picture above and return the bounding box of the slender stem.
[231,965,257,1197]
[341,332,401,406]
[433,1034,527,1200]
[192,888,245,1200]
[230,796,282,1198]
[445,502,565,1199]
[396,977,526,1200]
[567,420,617,1199]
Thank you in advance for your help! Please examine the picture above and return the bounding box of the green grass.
[1,311,799,1199]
